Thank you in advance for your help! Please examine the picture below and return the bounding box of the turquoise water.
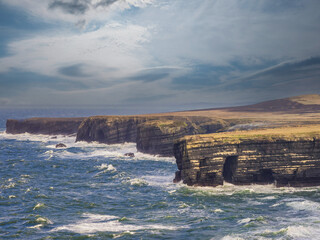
[1,109,320,240]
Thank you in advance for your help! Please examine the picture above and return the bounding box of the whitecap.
[126,178,149,187]
[51,213,181,234]
[287,225,320,238]
[28,224,44,229]
[286,199,320,212]
[0,132,75,144]
[237,218,251,224]
[33,203,45,210]
[36,216,53,224]
[143,175,175,188]
[181,182,320,197]
[220,235,245,240]
[213,208,224,213]
[96,164,116,172]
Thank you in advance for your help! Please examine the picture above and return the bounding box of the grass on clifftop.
[185,125,320,144]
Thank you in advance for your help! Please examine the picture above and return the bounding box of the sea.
[1,108,320,240]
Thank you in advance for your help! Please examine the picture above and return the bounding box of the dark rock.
[6,118,84,135]
[174,132,320,187]
[124,153,135,157]
[56,143,67,148]
[76,116,231,157]
[173,171,182,183]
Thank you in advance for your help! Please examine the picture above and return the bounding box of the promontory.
[6,94,320,187]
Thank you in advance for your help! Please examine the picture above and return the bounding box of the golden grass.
[80,94,320,127]
[185,125,320,143]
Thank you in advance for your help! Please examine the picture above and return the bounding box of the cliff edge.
[174,125,320,187]
[6,118,85,135]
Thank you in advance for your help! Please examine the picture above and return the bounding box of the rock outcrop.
[6,118,85,135]
[76,116,233,156]
[76,116,145,144]
[174,126,320,187]
[56,143,67,148]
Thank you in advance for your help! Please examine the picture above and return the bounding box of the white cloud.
[1,0,320,109]
[0,23,151,82]
[143,0,320,67]
[2,0,154,26]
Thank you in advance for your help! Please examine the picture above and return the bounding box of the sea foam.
[51,213,181,234]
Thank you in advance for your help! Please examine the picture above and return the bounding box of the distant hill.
[165,94,320,122]
[227,94,320,113]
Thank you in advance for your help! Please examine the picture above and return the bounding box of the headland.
[6,94,320,187]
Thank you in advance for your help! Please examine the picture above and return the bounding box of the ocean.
[1,109,320,240]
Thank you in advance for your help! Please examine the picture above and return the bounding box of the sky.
[0,0,320,113]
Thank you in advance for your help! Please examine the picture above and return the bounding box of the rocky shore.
[5,94,320,187]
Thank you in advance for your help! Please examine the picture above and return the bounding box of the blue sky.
[0,0,320,112]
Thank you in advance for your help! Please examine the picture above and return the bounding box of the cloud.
[129,67,183,82]
[1,0,153,28]
[0,68,89,97]
[172,64,231,89]
[1,0,320,110]
[95,0,119,8]
[49,0,91,15]
[124,93,174,103]
[230,57,320,89]
[58,64,92,77]
[47,0,122,15]
[0,23,151,82]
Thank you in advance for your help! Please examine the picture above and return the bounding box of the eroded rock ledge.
[6,118,85,135]
[174,126,320,187]
[5,115,240,156]
[75,116,235,156]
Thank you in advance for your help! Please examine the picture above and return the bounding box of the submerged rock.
[56,143,67,148]
[124,153,135,157]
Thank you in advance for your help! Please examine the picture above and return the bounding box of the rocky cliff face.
[174,128,320,187]
[76,116,232,156]
[76,116,146,144]
[6,118,84,135]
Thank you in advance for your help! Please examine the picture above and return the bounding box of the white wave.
[0,131,76,144]
[126,178,149,187]
[143,175,175,187]
[213,208,224,213]
[96,164,116,172]
[1,178,17,189]
[237,218,251,224]
[183,182,320,196]
[94,164,117,177]
[286,199,320,212]
[1,131,175,162]
[220,236,245,240]
[33,203,45,210]
[51,213,181,234]
[43,141,175,163]
[36,216,53,224]
[28,224,44,229]
[287,225,320,238]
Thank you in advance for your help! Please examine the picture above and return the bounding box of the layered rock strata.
[6,118,85,135]
[174,126,320,187]
[76,116,232,156]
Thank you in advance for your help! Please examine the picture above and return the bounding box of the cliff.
[6,118,85,135]
[174,125,320,187]
[76,116,232,156]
